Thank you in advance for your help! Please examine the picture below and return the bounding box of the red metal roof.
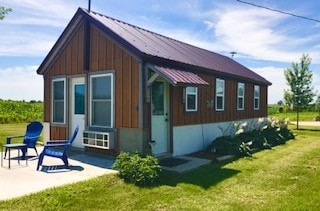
[152,65,209,86]
[37,8,271,86]
[87,9,271,85]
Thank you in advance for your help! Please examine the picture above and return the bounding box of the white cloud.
[0,0,81,56]
[0,32,56,56]
[210,7,299,62]
[2,0,79,25]
[251,66,287,103]
[0,66,43,101]
[252,66,320,103]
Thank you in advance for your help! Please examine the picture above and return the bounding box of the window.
[237,82,245,110]
[215,79,225,111]
[74,84,85,115]
[185,86,198,112]
[254,85,260,110]
[152,81,164,115]
[52,78,66,124]
[90,74,114,128]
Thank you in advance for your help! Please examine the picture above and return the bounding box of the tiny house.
[37,8,271,156]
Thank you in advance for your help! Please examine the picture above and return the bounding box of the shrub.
[206,117,294,158]
[113,151,161,186]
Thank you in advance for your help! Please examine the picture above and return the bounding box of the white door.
[71,77,85,148]
[151,81,169,154]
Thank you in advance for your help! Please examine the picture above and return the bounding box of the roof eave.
[143,54,272,86]
[37,8,86,75]
[37,8,144,75]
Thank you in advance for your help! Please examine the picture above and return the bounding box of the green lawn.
[1,125,320,210]
[0,123,28,147]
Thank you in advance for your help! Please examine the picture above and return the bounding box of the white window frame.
[90,73,114,128]
[254,85,260,110]
[51,78,66,124]
[185,86,198,112]
[237,82,245,110]
[215,78,225,111]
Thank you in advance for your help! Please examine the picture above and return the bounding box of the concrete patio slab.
[161,155,211,173]
[0,147,117,201]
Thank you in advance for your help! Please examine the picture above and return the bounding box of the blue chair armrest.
[6,135,25,144]
[43,143,68,150]
[44,143,67,147]
[46,140,68,145]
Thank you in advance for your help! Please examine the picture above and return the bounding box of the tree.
[0,6,12,20]
[315,94,320,117]
[284,54,315,110]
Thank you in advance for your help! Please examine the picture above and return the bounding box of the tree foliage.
[284,54,315,110]
[0,99,43,123]
[0,6,12,20]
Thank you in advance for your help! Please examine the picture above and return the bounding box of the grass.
[268,104,319,121]
[0,123,28,147]
[1,125,320,210]
[0,123,43,151]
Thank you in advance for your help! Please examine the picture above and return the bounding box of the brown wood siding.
[89,26,140,128]
[50,126,67,140]
[43,23,141,142]
[43,24,85,123]
[172,75,268,126]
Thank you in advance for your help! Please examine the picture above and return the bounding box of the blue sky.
[1,0,320,103]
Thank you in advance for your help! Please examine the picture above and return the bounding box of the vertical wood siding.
[43,23,140,132]
[89,26,140,128]
[172,74,268,126]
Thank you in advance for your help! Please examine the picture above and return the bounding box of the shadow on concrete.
[69,153,115,169]
[40,165,84,173]
[155,164,240,189]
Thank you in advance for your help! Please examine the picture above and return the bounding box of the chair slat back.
[63,126,79,152]
[23,121,43,147]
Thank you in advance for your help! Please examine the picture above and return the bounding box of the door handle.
[165,118,168,122]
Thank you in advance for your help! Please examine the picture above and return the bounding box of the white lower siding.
[43,122,50,144]
[172,118,263,156]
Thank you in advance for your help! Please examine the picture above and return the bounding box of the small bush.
[206,117,295,158]
[113,151,161,186]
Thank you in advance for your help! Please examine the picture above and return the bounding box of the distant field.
[268,104,318,121]
[0,99,43,124]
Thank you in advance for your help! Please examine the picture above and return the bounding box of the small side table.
[1,143,28,169]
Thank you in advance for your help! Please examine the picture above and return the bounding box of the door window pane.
[75,84,85,115]
[152,81,164,115]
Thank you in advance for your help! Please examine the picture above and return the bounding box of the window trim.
[237,82,245,111]
[89,73,114,128]
[51,78,66,124]
[185,86,198,112]
[215,78,225,111]
[254,85,260,110]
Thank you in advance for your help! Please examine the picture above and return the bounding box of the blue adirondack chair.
[36,126,79,171]
[5,121,43,159]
